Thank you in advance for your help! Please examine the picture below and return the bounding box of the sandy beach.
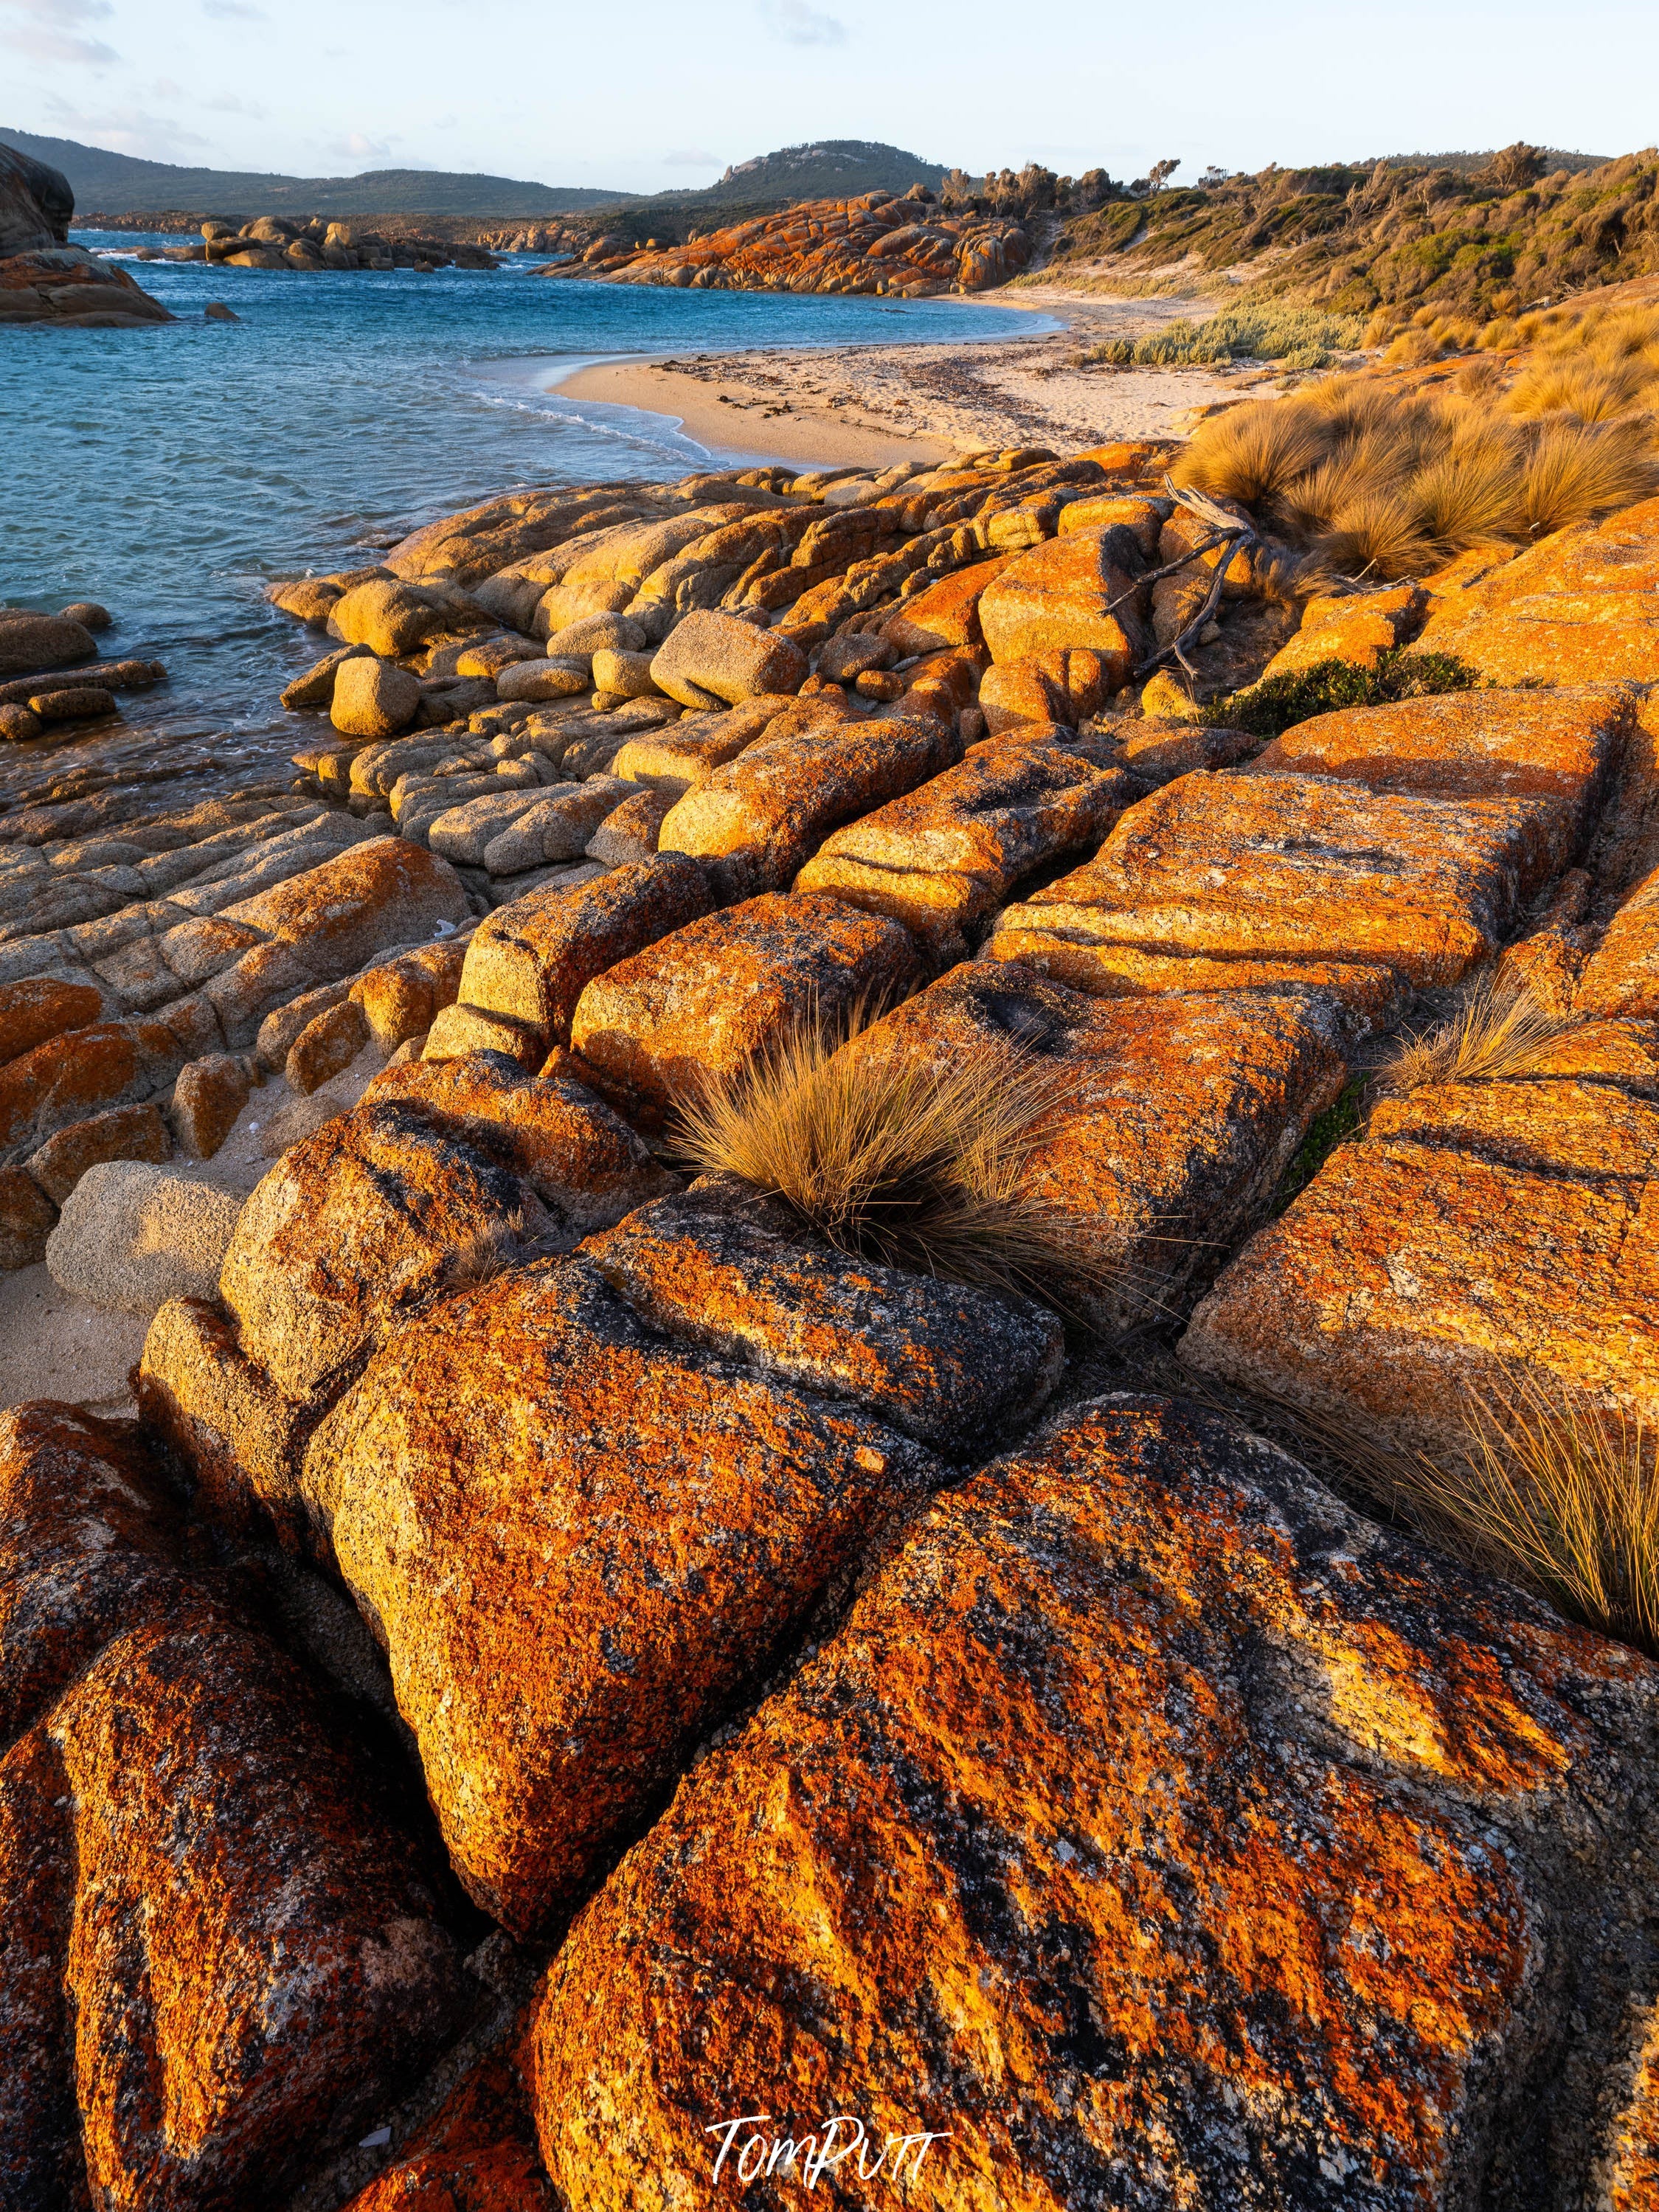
[553,287,1255,465]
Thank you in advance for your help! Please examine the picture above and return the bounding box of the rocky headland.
[0,145,170,327]
[4,288,1659,2212]
[541,181,1031,297]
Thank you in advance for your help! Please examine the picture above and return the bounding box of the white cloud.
[665,148,718,167]
[1,0,117,65]
[202,0,269,17]
[205,91,270,117]
[761,0,847,46]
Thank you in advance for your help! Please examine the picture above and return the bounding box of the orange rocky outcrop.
[547,189,1031,297]
[13,435,1659,2210]
[300,1256,943,1932]
[569,890,921,1120]
[530,1396,1658,2211]
[0,1405,466,2207]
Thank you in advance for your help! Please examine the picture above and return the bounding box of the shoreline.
[541,281,1249,468]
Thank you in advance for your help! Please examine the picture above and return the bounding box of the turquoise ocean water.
[3,235,1046,753]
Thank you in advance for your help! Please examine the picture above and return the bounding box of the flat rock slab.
[301,1257,943,1935]
[529,1394,1659,2212]
[0,1405,465,2211]
[569,891,921,1123]
[659,708,959,897]
[1250,687,1627,861]
[845,960,1346,1330]
[1182,1080,1659,1453]
[795,741,1142,957]
[583,1180,1062,1457]
[987,770,1548,1000]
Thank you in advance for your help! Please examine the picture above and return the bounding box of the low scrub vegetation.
[1172,372,1659,577]
[1208,646,1481,738]
[1045,145,1659,325]
[1078,307,1365,372]
[671,1005,1108,1311]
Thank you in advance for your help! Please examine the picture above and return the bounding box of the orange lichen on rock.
[1253,582,1428,681]
[0,1404,466,2210]
[1250,687,1626,859]
[794,741,1140,956]
[529,1396,1655,2211]
[300,1258,942,1934]
[977,524,1149,671]
[658,708,960,895]
[986,769,1549,1002]
[340,2051,553,2212]
[582,1180,1062,1455]
[1410,496,1659,684]
[1182,1100,1659,1452]
[569,891,921,1122]
[844,960,1346,1328]
[456,856,714,1048]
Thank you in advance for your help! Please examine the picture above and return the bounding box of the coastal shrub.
[1130,306,1365,368]
[1407,1378,1659,1658]
[1206,647,1481,739]
[670,1005,1109,1311]
[1373,974,1582,1098]
[1172,375,1659,577]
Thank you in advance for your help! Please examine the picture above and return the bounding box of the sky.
[3,0,1656,194]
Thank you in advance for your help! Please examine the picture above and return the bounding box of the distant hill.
[0,128,631,218]
[0,128,952,230]
[700,140,947,204]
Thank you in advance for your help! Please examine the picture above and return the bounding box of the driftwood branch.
[1128,476,1260,684]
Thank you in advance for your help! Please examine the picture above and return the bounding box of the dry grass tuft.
[670,1003,1112,1311]
[1407,1378,1659,1657]
[1168,401,1330,508]
[1517,419,1659,537]
[1374,974,1582,1098]
[443,1211,527,1290]
[1171,365,1659,579]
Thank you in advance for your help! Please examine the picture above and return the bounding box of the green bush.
[1275,1079,1365,1213]
[1206,647,1484,739]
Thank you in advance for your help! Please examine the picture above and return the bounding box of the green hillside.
[1040,144,1646,321]
[698,140,947,203]
[0,129,631,218]
[1,129,950,228]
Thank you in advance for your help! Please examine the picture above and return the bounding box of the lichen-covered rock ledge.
[8,416,1659,2208]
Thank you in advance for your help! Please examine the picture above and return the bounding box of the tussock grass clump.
[1207,646,1482,740]
[1172,373,1659,578]
[671,1006,1106,1311]
[1374,974,1584,1096]
[1408,1379,1659,1657]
